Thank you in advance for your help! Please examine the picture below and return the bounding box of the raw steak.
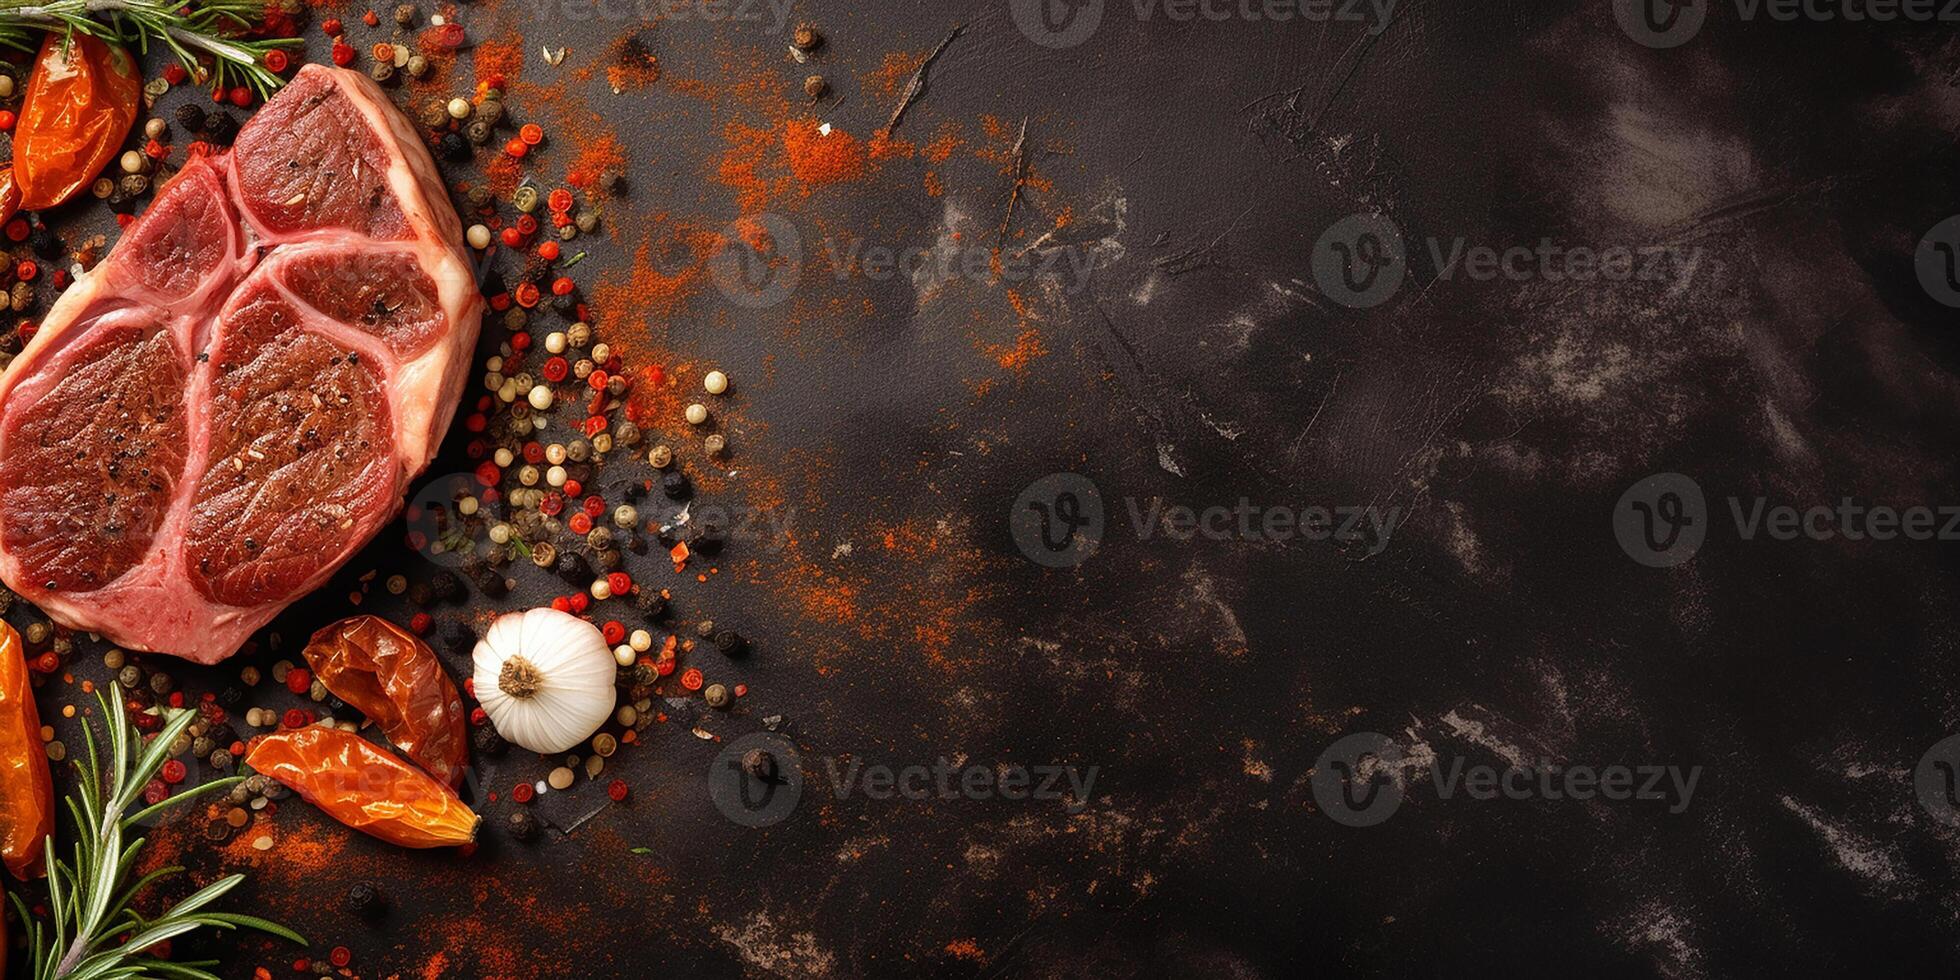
[0,65,482,664]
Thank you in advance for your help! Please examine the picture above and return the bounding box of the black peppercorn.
[691,522,725,555]
[472,568,509,598]
[204,112,238,144]
[742,748,777,781]
[555,552,592,586]
[661,471,690,501]
[217,685,244,708]
[345,881,386,919]
[472,725,507,757]
[636,590,668,620]
[714,629,745,656]
[208,749,234,773]
[507,810,540,842]
[550,292,579,315]
[27,227,59,258]
[440,131,471,162]
[173,102,207,132]
[430,570,462,603]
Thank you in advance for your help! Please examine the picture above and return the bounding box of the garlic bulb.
[472,608,616,754]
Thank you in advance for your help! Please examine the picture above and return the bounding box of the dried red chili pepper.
[0,621,54,879]
[13,34,140,215]
[301,615,468,786]
[245,727,478,848]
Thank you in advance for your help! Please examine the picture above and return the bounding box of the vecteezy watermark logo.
[1011,473,1105,568]
[709,732,804,828]
[1915,215,1960,309]
[709,213,802,309]
[515,0,795,30]
[1614,472,1708,568]
[1915,734,1960,827]
[1010,474,1402,566]
[1614,0,1707,47]
[1312,214,1704,308]
[1311,732,1406,827]
[1010,0,1397,48]
[825,757,1099,809]
[1010,0,1105,48]
[1618,0,1960,48]
[1313,731,1702,826]
[1617,472,1960,566]
[1312,213,1406,309]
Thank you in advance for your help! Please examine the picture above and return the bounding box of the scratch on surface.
[1779,795,1913,898]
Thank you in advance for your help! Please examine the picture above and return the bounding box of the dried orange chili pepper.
[13,33,140,213]
[245,727,478,849]
[0,621,53,879]
[301,615,468,786]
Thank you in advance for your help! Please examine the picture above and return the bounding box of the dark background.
[11,0,1960,976]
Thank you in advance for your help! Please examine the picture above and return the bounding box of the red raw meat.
[0,66,483,663]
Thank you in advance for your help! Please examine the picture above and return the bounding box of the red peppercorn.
[32,652,57,674]
[282,708,309,728]
[542,357,569,382]
[464,412,487,433]
[322,17,343,34]
[330,947,352,968]
[505,138,528,158]
[547,188,574,212]
[144,139,166,159]
[549,596,571,613]
[331,42,355,67]
[522,442,545,464]
[285,667,311,695]
[551,276,575,296]
[514,282,540,308]
[143,779,168,805]
[408,612,432,635]
[537,241,560,261]
[607,572,631,595]
[163,63,188,84]
[474,461,501,487]
[500,226,524,248]
[587,370,609,391]
[512,782,535,803]
[520,123,544,146]
[540,493,564,516]
[161,759,187,785]
[15,261,36,282]
[363,9,380,26]
[3,219,26,243]
[562,479,583,499]
[515,214,539,236]
[510,331,532,352]
[655,657,676,677]
[680,668,704,692]
[264,49,289,73]
[582,495,606,518]
[567,592,590,614]
[228,86,252,107]
[568,512,592,535]
[607,779,629,803]
[371,43,393,62]
[470,706,486,726]
[602,621,626,645]
[0,111,16,131]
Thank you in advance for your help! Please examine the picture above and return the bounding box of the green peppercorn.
[574,210,599,234]
[513,185,539,213]
[477,100,504,125]
[714,630,746,655]
[117,665,143,690]
[704,683,730,709]
[149,672,174,696]
[393,3,416,25]
[23,621,49,646]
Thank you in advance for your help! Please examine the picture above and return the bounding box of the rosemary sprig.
[6,692,305,980]
[0,0,301,97]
